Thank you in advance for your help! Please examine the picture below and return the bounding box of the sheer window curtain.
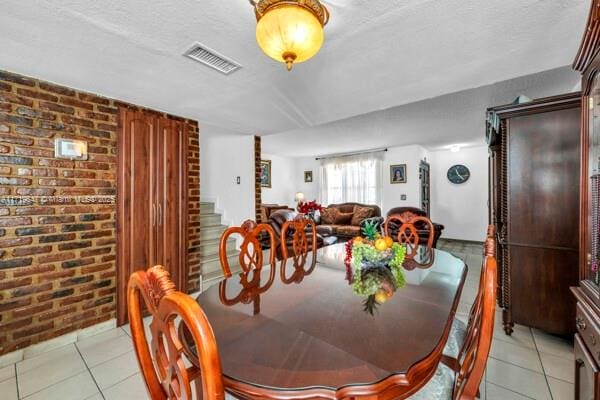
[318,152,383,206]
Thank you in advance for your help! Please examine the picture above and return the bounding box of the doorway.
[419,160,431,215]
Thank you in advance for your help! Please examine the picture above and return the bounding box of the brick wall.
[0,70,200,355]
[254,135,262,222]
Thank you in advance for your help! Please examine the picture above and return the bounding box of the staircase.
[199,201,240,290]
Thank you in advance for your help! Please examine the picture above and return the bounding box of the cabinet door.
[575,334,600,400]
[117,110,157,325]
[155,118,187,292]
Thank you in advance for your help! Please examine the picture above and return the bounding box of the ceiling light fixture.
[450,145,461,153]
[250,0,329,71]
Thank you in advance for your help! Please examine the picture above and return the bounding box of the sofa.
[371,207,444,248]
[318,202,382,239]
[262,209,338,259]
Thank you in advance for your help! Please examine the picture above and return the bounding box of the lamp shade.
[294,192,305,202]
[253,0,329,71]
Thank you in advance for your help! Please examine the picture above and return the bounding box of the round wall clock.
[447,164,470,184]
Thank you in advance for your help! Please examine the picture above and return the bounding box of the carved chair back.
[218,220,277,313]
[280,215,318,283]
[384,211,434,259]
[127,266,224,400]
[453,235,497,399]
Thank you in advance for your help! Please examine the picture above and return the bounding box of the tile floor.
[0,240,574,400]
[438,239,575,400]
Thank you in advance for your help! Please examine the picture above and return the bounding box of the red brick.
[39,82,76,97]
[13,322,54,339]
[60,97,94,111]
[0,236,32,248]
[0,216,31,227]
[12,245,52,257]
[13,264,55,278]
[16,88,58,102]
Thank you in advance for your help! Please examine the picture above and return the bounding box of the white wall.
[294,157,320,202]
[382,145,428,212]
[429,146,489,241]
[200,125,255,226]
[261,153,297,205]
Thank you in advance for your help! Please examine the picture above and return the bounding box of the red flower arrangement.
[297,200,323,214]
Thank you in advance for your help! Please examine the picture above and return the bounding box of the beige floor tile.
[90,350,140,389]
[485,358,551,400]
[490,340,543,372]
[486,382,533,399]
[76,327,125,348]
[540,352,574,383]
[22,371,99,400]
[493,323,536,350]
[0,377,18,400]
[77,329,133,367]
[16,344,80,375]
[84,395,105,400]
[0,364,15,382]
[547,377,574,400]
[17,345,87,398]
[532,329,574,359]
[103,373,148,400]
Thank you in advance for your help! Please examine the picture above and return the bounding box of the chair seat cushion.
[443,317,467,359]
[408,363,454,400]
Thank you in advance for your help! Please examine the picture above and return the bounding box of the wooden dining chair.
[127,265,225,400]
[409,235,497,399]
[218,220,277,314]
[442,226,496,367]
[384,211,435,259]
[280,215,318,284]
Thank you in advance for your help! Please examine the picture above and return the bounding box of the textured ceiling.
[262,66,581,156]
[0,0,588,136]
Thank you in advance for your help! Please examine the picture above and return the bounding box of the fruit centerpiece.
[344,220,406,314]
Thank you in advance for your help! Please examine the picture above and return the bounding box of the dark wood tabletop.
[187,243,467,399]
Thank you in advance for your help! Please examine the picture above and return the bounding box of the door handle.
[152,203,156,227]
[575,358,584,400]
[158,203,162,226]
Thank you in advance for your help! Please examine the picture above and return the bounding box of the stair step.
[201,252,241,285]
[200,214,222,226]
[199,238,236,257]
[199,224,228,241]
[200,202,215,215]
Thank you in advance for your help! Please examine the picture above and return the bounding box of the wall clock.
[447,164,470,184]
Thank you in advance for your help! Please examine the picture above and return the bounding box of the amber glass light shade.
[256,4,325,71]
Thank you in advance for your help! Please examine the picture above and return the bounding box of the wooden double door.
[117,110,188,325]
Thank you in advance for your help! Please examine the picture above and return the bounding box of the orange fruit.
[374,238,388,251]
[353,236,363,244]
[384,236,394,248]
[374,290,389,304]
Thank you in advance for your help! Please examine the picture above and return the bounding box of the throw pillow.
[320,207,338,225]
[351,206,374,226]
[335,211,354,225]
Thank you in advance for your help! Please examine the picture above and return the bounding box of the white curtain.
[318,152,383,206]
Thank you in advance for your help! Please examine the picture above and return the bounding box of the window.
[319,152,383,205]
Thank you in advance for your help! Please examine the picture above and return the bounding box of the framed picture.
[304,171,313,183]
[390,164,407,184]
[260,160,271,188]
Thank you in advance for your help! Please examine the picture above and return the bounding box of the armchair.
[383,207,444,248]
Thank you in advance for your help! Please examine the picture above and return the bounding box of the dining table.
[184,243,468,399]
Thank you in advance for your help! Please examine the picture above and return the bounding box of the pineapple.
[362,220,379,241]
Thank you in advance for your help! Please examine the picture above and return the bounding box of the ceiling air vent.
[183,42,242,75]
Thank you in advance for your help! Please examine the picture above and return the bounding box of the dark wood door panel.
[117,110,157,325]
[508,108,581,249]
[510,246,578,334]
[156,118,187,291]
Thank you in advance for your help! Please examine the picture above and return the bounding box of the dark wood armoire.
[571,1,600,398]
[488,93,581,337]
[116,109,189,325]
